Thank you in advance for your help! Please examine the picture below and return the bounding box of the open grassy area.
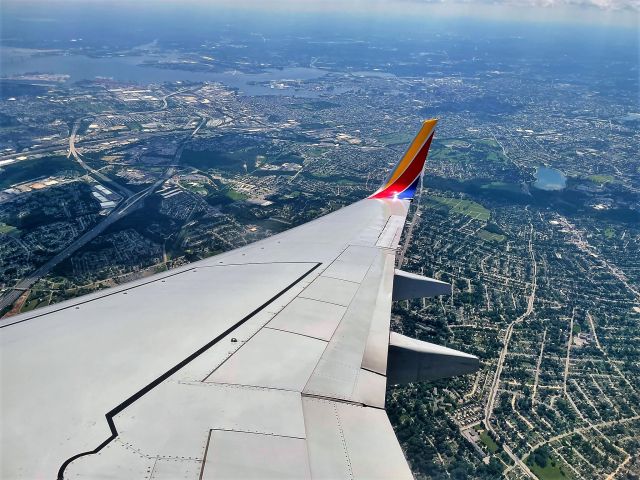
[0,222,18,234]
[477,229,506,243]
[604,227,616,239]
[307,146,330,157]
[178,180,206,195]
[225,188,248,201]
[426,195,490,221]
[587,174,616,185]
[477,138,501,148]
[481,181,522,194]
[20,291,50,313]
[20,298,49,313]
[431,138,507,165]
[378,132,415,146]
[182,147,260,173]
[527,459,569,480]
[526,447,570,480]
[0,155,84,190]
[479,430,499,453]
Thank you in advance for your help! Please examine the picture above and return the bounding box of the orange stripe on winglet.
[382,119,437,190]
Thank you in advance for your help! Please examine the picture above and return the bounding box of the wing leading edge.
[0,119,479,479]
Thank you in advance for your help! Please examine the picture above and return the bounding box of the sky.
[2,0,638,29]
[207,0,640,12]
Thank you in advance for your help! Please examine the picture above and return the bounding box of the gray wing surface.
[0,197,415,479]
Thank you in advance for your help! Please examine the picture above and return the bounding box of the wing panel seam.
[1,261,319,329]
[264,326,331,343]
[56,262,321,480]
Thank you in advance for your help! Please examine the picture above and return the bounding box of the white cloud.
[498,0,639,11]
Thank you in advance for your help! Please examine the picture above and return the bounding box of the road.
[510,414,640,478]
[532,327,547,405]
[0,87,205,315]
[0,133,161,165]
[68,119,134,198]
[0,170,173,314]
[0,86,197,166]
[190,116,208,138]
[586,311,603,350]
[563,307,576,396]
[484,221,538,479]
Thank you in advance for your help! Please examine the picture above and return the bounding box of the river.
[0,48,328,96]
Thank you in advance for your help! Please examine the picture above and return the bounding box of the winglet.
[369,119,437,200]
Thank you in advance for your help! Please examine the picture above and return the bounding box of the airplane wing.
[0,119,479,479]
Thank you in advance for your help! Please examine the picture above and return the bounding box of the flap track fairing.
[386,332,479,385]
[392,269,451,301]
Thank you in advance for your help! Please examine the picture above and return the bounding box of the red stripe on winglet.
[370,133,433,199]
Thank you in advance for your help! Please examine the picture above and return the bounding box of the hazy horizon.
[1,0,638,30]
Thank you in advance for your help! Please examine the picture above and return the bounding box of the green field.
[526,447,569,480]
[481,181,522,194]
[179,180,209,196]
[225,188,248,201]
[426,195,490,221]
[183,142,303,175]
[429,138,508,165]
[604,227,615,239]
[182,148,260,173]
[480,139,500,148]
[527,459,568,480]
[21,298,49,313]
[0,155,84,190]
[307,146,330,157]
[20,291,50,313]
[479,430,499,453]
[478,229,506,243]
[377,132,415,146]
[0,222,18,234]
[587,174,616,185]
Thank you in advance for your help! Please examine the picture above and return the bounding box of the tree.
[531,445,551,468]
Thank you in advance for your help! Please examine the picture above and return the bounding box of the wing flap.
[376,214,406,248]
[202,430,311,480]
[303,250,394,407]
[302,397,413,480]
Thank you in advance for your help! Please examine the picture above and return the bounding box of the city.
[0,6,638,479]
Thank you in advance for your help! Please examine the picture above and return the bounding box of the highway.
[0,116,181,315]
[68,119,135,198]
[0,170,173,313]
[0,86,196,166]
[0,87,203,315]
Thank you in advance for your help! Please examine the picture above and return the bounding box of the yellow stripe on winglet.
[383,119,437,189]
